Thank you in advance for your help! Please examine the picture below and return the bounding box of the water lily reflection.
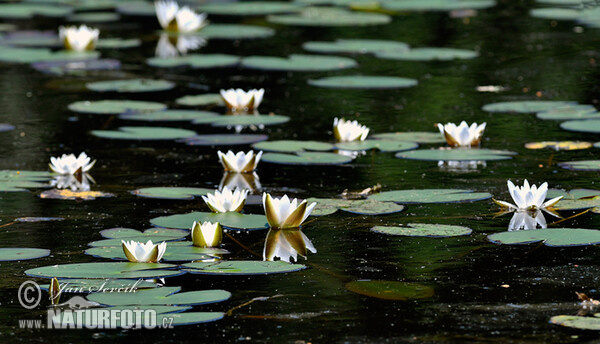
[50,173,94,191]
[155,33,206,58]
[507,210,547,231]
[58,25,99,51]
[437,160,486,172]
[219,172,261,192]
[263,228,316,263]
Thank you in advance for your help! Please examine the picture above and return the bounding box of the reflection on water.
[263,228,316,263]
[437,160,486,171]
[50,173,94,192]
[507,210,547,231]
[219,172,261,191]
[155,34,206,58]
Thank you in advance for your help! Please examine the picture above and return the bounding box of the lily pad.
[381,0,496,11]
[530,8,581,21]
[96,38,141,50]
[180,134,269,146]
[345,280,434,300]
[241,54,357,72]
[559,158,600,171]
[334,140,418,152]
[0,4,73,19]
[32,59,121,75]
[560,119,600,133]
[51,309,224,327]
[376,48,478,61]
[25,262,181,279]
[150,211,268,230]
[372,132,445,143]
[147,54,240,69]
[396,148,516,161]
[198,2,303,15]
[132,187,213,200]
[91,126,197,140]
[369,189,492,203]
[67,11,120,22]
[261,152,353,165]
[307,198,405,216]
[550,315,600,330]
[175,94,224,107]
[0,46,99,63]
[524,141,592,150]
[68,100,166,115]
[536,105,599,120]
[0,170,52,192]
[182,260,306,275]
[198,24,275,39]
[100,227,189,240]
[252,140,334,153]
[488,228,600,247]
[120,110,220,122]
[39,279,160,292]
[39,189,114,200]
[116,1,155,16]
[267,7,391,26]
[86,79,175,93]
[85,245,217,262]
[372,223,472,237]
[308,75,417,89]
[88,286,230,306]
[546,188,600,201]
[302,39,409,55]
[195,114,290,127]
[481,100,575,113]
[0,248,50,261]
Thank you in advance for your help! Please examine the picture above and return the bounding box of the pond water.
[2,0,600,342]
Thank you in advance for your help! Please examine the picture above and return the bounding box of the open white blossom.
[191,221,222,248]
[121,240,167,263]
[217,150,262,173]
[49,152,96,175]
[493,180,563,211]
[437,121,486,147]
[58,25,99,51]
[202,187,248,213]
[155,33,206,58]
[263,228,316,263]
[219,88,264,112]
[155,1,207,33]
[262,193,316,229]
[333,118,369,142]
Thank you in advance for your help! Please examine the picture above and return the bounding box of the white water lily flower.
[262,193,316,229]
[217,150,263,173]
[49,152,96,175]
[263,228,316,263]
[155,33,206,58]
[437,121,486,147]
[58,25,99,52]
[155,0,208,33]
[121,240,167,263]
[493,180,563,211]
[219,88,264,112]
[191,221,222,248]
[508,210,547,231]
[333,117,369,142]
[202,187,248,213]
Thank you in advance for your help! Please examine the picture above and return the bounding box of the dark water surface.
[2,0,600,342]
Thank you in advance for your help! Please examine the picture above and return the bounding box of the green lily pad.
[345,280,434,300]
[132,187,213,200]
[198,2,303,15]
[369,189,492,204]
[551,193,600,210]
[0,46,99,63]
[307,198,405,216]
[116,1,155,16]
[32,58,121,76]
[0,248,50,261]
[251,140,334,153]
[535,104,598,120]
[120,110,220,122]
[547,188,600,200]
[0,31,58,47]
[372,132,446,143]
[0,170,52,191]
[241,54,357,72]
[396,148,516,161]
[488,228,600,247]
[381,0,496,11]
[0,4,73,19]
[334,140,418,152]
[481,100,575,113]
[85,245,217,262]
[261,152,353,165]
[96,38,141,49]
[100,227,189,240]
[25,262,181,279]
[550,315,600,330]
[86,79,175,93]
[88,286,230,306]
[175,94,224,107]
[67,11,120,22]
[558,160,600,171]
[376,48,478,61]
[91,126,197,140]
[0,24,16,32]
[50,309,224,327]
[308,75,417,89]
[561,119,600,133]
[180,134,269,146]
[68,100,166,115]
[198,24,275,39]
[267,7,391,26]
[372,223,472,237]
[39,279,160,292]
[194,114,290,127]
[182,260,306,275]
[147,54,240,69]
[151,212,268,230]
[530,8,581,21]
[302,39,409,55]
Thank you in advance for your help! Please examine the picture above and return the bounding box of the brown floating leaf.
[525,141,592,151]
[40,189,114,200]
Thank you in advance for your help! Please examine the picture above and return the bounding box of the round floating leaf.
[32,58,121,75]
[369,189,492,204]
[96,38,141,49]
[334,140,418,152]
[88,286,230,306]
[0,46,99,63]
[116,1,155,16]
[132,187,213,200]
[488,228,600,247]
[0,248,50,261]
[120,110,220,122]
[39,189,114,200]
[39,279,160,292]
[180,134,269,146]
[376,48,478,61]
[0,30,59,47]
[396,148,516,161]
[147,54,240,69]
[372,132,445,143]
[182,260,306,275]
[308,75,417,89]
[536,104,599,120]
[151,211,268,230]
[252,140,333,153]
[85,245,217,262]
[261,152,353,165]
[100,227,189,240]
[559,160,600,171]
[195,114,290,127]
[267,7,391,26]
[381,0,496,11]
[68,100,166,115]
[50,309,223,327]
[176,94,224,107]
[372,223,472,237]
[547,188,600,201]
[302,39,409,54]
[67,11,120,22]
[241,54,357,72]
[198,2,303,15]
[561,119,600,133]
[86,79,174,93]
[553,197,600,211]
[0,170,51,192]
[0,4,73,19]
[524,141,592,150]
[25,262,181,279]
[198,24,275,39]
[157,312,225,326]
[550,315,600,330]
[91,126,197,140]
[307,198,405,215]
[15,217,63,222]
[345,280,434,300]
[481,100,575,113]
[530,8,580,20]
